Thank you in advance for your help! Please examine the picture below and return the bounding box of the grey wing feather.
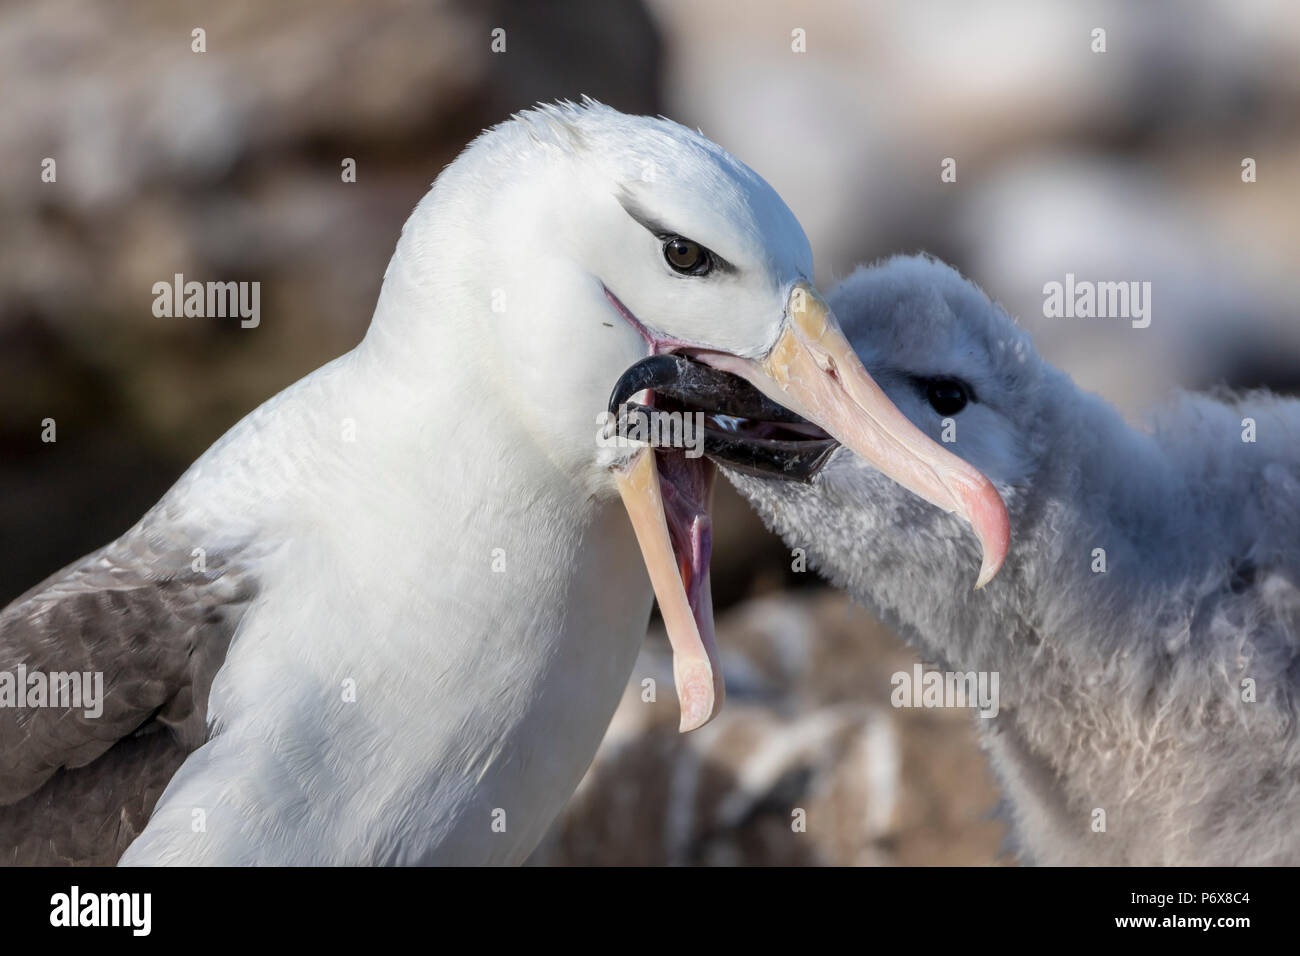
[0,516,256,864]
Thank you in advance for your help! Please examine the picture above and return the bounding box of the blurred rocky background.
[529,592,1007,866]
[2,0,1297,864]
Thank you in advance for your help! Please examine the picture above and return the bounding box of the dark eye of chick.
[925,379,970,416]
[663,236,710,276]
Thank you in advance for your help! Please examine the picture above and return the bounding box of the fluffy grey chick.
[728,253,1300,865]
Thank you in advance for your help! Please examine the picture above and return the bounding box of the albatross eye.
[663,236,710,276]
[925,379,970,416]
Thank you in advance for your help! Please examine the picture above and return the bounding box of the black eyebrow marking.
[616,189,737,275]
[617,190,674,238]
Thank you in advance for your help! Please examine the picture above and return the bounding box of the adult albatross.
[721,253,1300,865]
[0,106,1007,865]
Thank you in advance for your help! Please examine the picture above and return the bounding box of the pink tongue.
[655,452,722,711]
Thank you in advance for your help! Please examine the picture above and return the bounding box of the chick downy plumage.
[729,253,1300,865]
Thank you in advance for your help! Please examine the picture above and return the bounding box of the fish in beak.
[610,281,1011,733]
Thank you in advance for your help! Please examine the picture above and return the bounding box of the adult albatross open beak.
[612,449,722,733]
[609,281,1010,734]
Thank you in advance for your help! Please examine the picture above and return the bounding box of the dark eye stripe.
[616,191,736,275]
[913,376,975,415]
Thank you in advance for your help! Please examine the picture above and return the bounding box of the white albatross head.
[368,102,1009,731]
